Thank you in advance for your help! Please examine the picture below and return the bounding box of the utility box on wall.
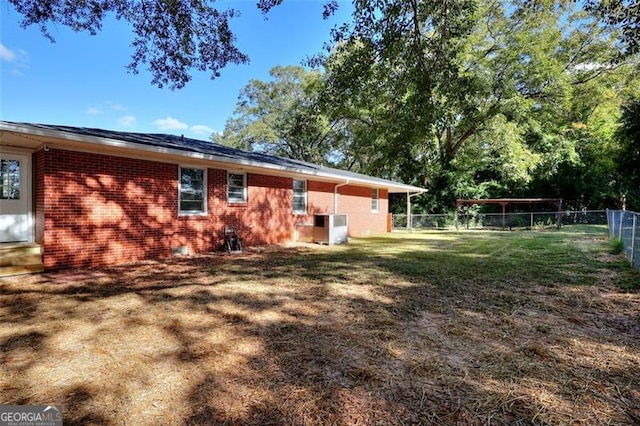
[313,214,348,245]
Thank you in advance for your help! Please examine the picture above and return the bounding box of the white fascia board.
[0,121,428,193]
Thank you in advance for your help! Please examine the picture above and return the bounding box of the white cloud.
[0,43,16,62]
[119,115,137,126]
[151,117,215,137]
[190,124,215,135]
[153,116,188,131]
[1,45,29,76]
[574,63,600,71]
[107,101,126,112]
[86,101,129,115]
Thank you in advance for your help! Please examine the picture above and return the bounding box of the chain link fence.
[607,209,639,270]
[392,210,607,231]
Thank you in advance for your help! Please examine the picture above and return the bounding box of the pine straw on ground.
[1,230,639,425]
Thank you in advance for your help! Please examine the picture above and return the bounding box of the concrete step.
[0,264,45,277]
[0,243,44,276]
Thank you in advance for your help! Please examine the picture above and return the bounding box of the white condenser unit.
[313,214,348,245]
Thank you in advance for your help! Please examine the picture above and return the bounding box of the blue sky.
[0,1,353,138]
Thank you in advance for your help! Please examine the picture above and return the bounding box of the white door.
[0,152,32,243]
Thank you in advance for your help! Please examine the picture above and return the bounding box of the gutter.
[334,179,350,214]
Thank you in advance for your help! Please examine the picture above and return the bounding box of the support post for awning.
[406,192,421,231]
[407,192,411,231]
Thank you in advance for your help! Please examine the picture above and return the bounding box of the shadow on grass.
[1,228,639,424]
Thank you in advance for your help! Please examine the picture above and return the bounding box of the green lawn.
[1,225,638,425]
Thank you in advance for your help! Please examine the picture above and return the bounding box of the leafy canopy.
[585,0,640,56]
[316,0,639,210]
[214,1,639,212]
[213,65,341,166]
[615,98,640,210]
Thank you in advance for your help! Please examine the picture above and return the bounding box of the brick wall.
[34,150,45,245]
[287,181,389,237]
[39,148,180,269]
[35,148,389,270]
[336,186,389,237]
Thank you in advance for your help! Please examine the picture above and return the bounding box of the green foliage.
[203,0,640,214]
[319,1,480,183]
[585,0,640,56]
[214,66,340,166]
[615,98,640,210]
[312,0,639,212]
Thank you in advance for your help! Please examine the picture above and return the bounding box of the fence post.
[631,214,637,267]
[619,210,624,239]
[530,212,534,230]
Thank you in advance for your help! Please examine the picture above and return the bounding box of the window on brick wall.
[292,179,307,214]
[227,172,247,203]
[179,167,206,214]
[371,188,379,212]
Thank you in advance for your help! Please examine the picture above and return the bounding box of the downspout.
[334,179,350,214]
[406,191,421,231]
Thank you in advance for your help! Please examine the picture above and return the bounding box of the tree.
[317,0,638,211]
[585,0,640,56]
[522,57,639,210]
[8,0,291,89]
[213,65,340,165]
[318,0,480,203]
[616,99,640,210]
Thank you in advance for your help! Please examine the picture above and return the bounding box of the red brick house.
[0,121,426,275]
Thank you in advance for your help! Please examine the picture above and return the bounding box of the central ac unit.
[313,214,348,245]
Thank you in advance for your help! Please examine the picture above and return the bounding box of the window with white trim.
[227,172,247,203]
[292,179,307,214]
[179,167,206,214]
[0,159,21,200]
[371,188,379,212]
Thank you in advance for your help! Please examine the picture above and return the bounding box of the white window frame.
[292,179,307,214]
[371,188,379,213]
[178,166,207,215]
[227,171,247,203]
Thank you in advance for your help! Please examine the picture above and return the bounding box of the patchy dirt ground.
[1,230,639,425]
